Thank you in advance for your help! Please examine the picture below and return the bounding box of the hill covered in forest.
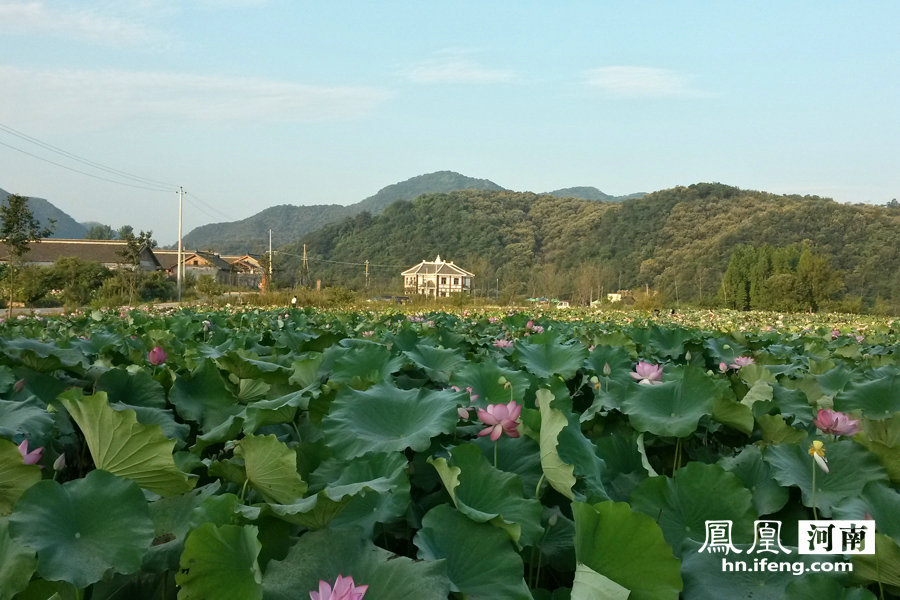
[278,183,900,312]
[180,171,508,254]
[0,188,88,238]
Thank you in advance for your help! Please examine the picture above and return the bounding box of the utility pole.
[365,259,369,289]
[177,187,183,302]
[301,243,309,287]
[268,229,273,281]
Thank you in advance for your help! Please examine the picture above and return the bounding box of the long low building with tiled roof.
[0,239,160,270]
[401,255,473,297]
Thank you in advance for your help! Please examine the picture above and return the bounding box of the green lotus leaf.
[537,389,576,500]
[712,395,754,435]
[739,363,777,386]
[265,490,352,528]
[571,563,629,600]
[96,367,166,409]
[288,352,324,388]
[0,438,42,515]
[403,343,465,384]
[450,361,531,406]
[309,451,410,535]
[851,534,900,591]
[0,517,36,600]
[556,411,609,502]
[234,434,307,504]
[620,365,721,438]
[142,483,222,573]
[833,368,900,420]
[322,339,404,388]
[264,527,449,600]
[681,540,834,600]
[170,360,242,432]
[323,382,458,460]
[718,444,789,515]
[630,462,756,556]
[740,379,773,408]
[215,351,292,383]
[856,413,900,483]
[0,339,85,373]
[176,523,262,600]
[784,577,876,600]
[58,389,194,497]
[582,345,637,415]
[833,481,900,547]
[0,398,54,443]
[765,439,888,517]
[236,378,270,403]
[414,504,530,599]
[8,470,153,588]
[637,325,694,359]
[703,336,748,365]
[573,500,682,600]
[592,429,649,501]
[757,414,808,445]
[513,334,588,379]
[241,388,312,434]
[429,443,543,546]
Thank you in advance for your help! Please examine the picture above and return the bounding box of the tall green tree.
[86,223,116,240]
[116,228,154,305]
[0,194,54,316]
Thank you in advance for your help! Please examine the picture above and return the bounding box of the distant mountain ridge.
[180,171,510,254]
[546,186,646,202]
[0,188,88,238]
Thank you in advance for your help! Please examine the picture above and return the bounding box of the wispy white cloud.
[0,65,390,130]
[584,66,705,98]
[405,51,516,84]
[0,1,161,45]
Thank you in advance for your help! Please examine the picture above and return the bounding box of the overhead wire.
[0,122,176,190]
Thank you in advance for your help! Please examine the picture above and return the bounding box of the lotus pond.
[1,307,899,599]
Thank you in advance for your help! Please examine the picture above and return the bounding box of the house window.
[453,277,459,285]
[440,277,447,284]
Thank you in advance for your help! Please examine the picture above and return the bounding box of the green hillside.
[0,188,87,239]
[278,183,900,312]
[180,171,506,254]
[546,186,645,202]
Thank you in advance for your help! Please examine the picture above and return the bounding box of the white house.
[401,255,474,297]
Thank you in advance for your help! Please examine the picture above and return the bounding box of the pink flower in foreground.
[310,575,368,600]
[18,440,43,466]
[493,339,514,349]
[813,409,861,437]
[630,361,664,385]
[477,400,522,441]
[729,356,755,369]
[148,346,168,365]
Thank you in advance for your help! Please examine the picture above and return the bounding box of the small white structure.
[401,255,474,297]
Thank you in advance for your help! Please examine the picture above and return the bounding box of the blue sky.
[1,0,898,245]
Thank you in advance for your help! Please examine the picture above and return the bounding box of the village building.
[0,239,161,270]
[401,255,474,297]
[154,250,263,288]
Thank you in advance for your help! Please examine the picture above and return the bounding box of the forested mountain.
[180,171,507,254]
[0,188,87,238]
[547,186,645,202]
[278,183,900,312]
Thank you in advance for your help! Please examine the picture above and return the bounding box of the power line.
[0,122,176,189]
[0,139,176,193]
[183,191,236,223]
[273,251,408,269]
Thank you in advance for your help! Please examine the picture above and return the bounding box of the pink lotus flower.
[477,400,522,441]
[310,575,368,600]
[148,346,168,365]
[493,339,514,349]
[630,361,663,385]
[813,409,861,437]
[18,440,43,466]
[729,356,755,369]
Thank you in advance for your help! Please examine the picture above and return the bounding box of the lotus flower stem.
[494,440,499,468]
[673,438,682,474]
[535,473,545,498]
[810,458,819,520]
